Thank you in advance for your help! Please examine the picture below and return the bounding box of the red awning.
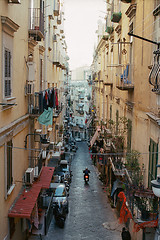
[8,167,55,219]
[36,166,55,189]
[8,183,41,219]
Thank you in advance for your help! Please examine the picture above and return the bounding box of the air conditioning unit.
[8,0,21,3]
[25,83,34,95]
[25,168,34,184]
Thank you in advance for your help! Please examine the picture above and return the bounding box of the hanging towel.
[38,107,53,126]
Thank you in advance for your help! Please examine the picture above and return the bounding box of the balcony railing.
[149,49,160,93]
[29,89,63,117]
[109,155,158,222]
[57,13,62,25]
[116,64,134,91]
[28,8,44,41]
[53,0,60,16]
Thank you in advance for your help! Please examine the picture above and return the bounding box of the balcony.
[29,89,63,118]
[109,155,158,223]
[116,65,134,91]
[105,26,114,34]
[53,55,61,67]
[149,50,160,94]
[57,13,62,25]
[111,12,122,23]
[53,0,60,16]
[28,8,44,41]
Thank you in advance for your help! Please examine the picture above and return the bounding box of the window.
[1,16,19,102]
[7,140,13,192]
[110,105,112,120]
[127,119,132,152]
[148,139,158,188]
[116,110,119,135]
[4,49,12,97]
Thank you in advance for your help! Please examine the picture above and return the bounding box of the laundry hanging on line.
[38,88,59,114]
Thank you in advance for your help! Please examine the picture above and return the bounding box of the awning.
[86,117,92,128]
[8,183,42,219]
[90,126,101,147]
[8,167,54,219]
[36,166,55,189]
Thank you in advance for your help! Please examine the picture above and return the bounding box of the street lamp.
[151,175,160,240]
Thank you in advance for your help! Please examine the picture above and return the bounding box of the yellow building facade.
[93,0,160,187]
[0,0,69,239]
[92,0,160,238]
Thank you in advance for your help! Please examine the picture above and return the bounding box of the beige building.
[92,0,160,239]
[0,0,69,239]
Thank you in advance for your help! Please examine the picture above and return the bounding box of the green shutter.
[148,138,158,188]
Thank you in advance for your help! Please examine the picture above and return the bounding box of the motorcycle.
[83,168,90,184]
[84,174,89,183]
[54,202,66,228]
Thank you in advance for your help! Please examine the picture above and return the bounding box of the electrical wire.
[3,144,160,156]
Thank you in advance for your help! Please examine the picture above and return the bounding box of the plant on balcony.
[105,26,114,34]
[111,12,122,23]
[126,150,144,187]
[102,35,109,41]
[59,124,63,134]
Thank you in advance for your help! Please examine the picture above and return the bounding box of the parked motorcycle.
[54,202,66,228]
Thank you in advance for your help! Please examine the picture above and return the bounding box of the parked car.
[50,183,69,213]
[54,160,72,183]
[75,137,82,142]
[70,142,78,152]
[65,144,70,152]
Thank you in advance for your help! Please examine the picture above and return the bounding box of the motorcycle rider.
[83,167,90,180]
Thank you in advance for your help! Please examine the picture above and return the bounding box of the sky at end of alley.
[64,0,106,71]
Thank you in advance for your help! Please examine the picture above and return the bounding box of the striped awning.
[90,126,101,147]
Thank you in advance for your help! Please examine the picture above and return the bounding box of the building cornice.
[125,4,137,20]
[1,16,19,36]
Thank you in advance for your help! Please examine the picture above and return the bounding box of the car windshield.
[60,165,69,172]
[54,186,66,197]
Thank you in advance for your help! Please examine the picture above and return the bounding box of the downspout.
[44,0,48,90]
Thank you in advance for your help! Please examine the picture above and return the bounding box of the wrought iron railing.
[28,8,44,35]
[149,49,160,93]
[29,89,63,116]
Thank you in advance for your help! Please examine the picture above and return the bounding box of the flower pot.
[105,26,114,34]
[111,12,122,23]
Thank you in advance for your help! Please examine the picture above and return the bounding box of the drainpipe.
[44,0,48,90]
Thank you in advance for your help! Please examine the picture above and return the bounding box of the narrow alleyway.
[30,142,122,240]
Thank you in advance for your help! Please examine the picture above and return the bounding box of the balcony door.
[148,138,158,188]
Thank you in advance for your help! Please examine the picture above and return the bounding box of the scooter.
[83,169,90,184]
[54,202,66,228]
[84,174,89,183]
